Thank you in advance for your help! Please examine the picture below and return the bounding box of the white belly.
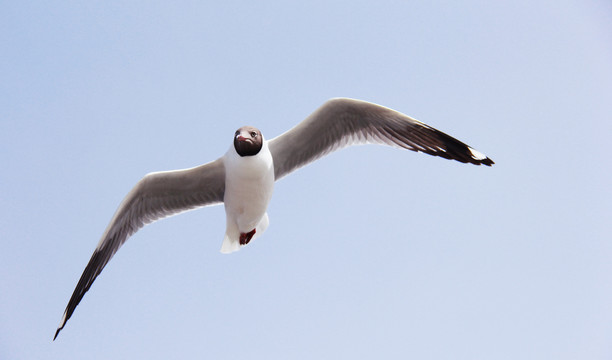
[220,141,274,253]
[224,171,273,232]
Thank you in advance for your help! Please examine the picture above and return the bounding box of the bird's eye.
[235,130,240,136]
[251,131,257,137]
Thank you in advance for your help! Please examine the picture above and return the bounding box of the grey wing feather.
[54,157,226,340]
[268,98,493,180]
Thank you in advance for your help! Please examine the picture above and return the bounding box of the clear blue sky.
[2,1,611,359]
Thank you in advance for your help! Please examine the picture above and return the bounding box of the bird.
[53,97,494,340]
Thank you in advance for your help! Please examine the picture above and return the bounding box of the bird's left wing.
[268,98,493,181]
[54,157,225,340]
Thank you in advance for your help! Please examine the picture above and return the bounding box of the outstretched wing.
[54,158,226,340]
[268,98,493,180]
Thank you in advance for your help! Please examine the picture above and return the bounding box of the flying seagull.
[54,98,493,340]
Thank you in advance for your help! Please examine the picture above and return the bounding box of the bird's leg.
[239,229,256,245]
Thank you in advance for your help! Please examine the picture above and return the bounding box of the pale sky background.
[2,1,611,359]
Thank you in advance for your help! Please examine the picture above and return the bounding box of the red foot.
[239,229,256,245]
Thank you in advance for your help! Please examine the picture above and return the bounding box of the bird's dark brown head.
[233,126,263,157]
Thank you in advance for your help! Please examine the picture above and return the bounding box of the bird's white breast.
[223,140,275,232]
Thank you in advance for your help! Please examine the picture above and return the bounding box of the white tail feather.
[220,213,269,254]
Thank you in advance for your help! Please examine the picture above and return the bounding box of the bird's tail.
[220,213,269,254]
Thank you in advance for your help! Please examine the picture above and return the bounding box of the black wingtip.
[465,146,494,166]
[53,327,61,341]
[481,157,494,166]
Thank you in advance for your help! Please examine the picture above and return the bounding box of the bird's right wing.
[54,157,226,340]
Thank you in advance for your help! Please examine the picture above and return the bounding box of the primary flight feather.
[54,98,493,340]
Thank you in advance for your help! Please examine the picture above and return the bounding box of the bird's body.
[221,134,274,253]
[54,98,494,340]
